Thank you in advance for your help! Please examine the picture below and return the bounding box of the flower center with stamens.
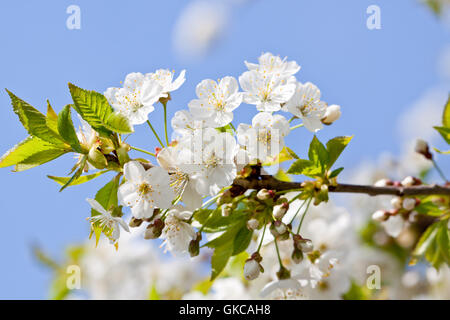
[138,183,153,196]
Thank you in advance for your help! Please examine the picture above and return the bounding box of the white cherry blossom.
[104,72,163,126]
[239,70,296,112]
[177,127,237,196]
[237,112,290,162]
[161,206,196,254]
[86,198,129,243]
[118,161,175,219]
[145,69,186,99]
[188,77,242,128]
[245,52,300,78]
[284,82,327,133]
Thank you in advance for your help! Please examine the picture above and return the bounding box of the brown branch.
[232,176,450,197]
[140,161,450,197]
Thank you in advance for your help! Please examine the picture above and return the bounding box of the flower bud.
[247,218,259,230]
[98,137,115,154]
[256,188,273,201]
[244,259,261,281]
[402,198,416,211]
[401,176,415,187]
[144,219,164,239]
[273,202,289,220]
[415,139,432,160]
[299,239,313,253]
[374,178,392,187]
[291,248,304,264]
[117,143,130,165]
[391,197,403,210]
[372,210,388,222]
[188,234,202,258]
[221,203,233,217]
[276,266,291,280]
[270,221,289,240]
[321,105,341,125]
[129,217,143,228]
[88,147,108,169]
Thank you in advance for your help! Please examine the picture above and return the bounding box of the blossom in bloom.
[118,161,175,219]
[244,52,300,78]
[284,82,327,133]
[239,70,296,112]
[237,112,290,162]
[188,77,242,128]
[104,72,163,126]
[86,198,129,243]
[171,110,206,140]
[157,146,203,210]
[321,104,341,125]
[146,69,186,99]
[161,206,196,254]
[177,127,237,196]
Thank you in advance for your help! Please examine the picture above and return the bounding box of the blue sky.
[0,0,448,299]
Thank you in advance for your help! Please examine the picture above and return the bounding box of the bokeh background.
[0,0,449,299]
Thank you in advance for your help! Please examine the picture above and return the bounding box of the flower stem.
[146,120,165,148]
[290,123,304,131]
[432,159,448,182]
[162,101,170,146]
[296,197,312,234]
[229,122,237,133]
[256,224,267,253]
[274,238,284,268]
[289,198,308,225]
[288,116,298,124]
[130,146,156,157]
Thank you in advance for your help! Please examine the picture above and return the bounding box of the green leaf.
[413,223,439,257]
[434,126,450,145]
[415,201,444,217]
[263,146,298,166]
[46,101,59,133]
[326,136,353,168]
[68,83,133,134]
[232,227,253,255]
[0,136,68,170]
[58,104,83,153]
[47,170,109,187]
[6,90,65,145]
[329,167,344,179]
[92,174,121,216]
[308,136,329,172]
[210,243,234,281]
[443,94,450,128]
[287,159,322,177]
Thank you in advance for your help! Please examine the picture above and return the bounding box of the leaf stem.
[146,120,165,148]
[130,146,156,157]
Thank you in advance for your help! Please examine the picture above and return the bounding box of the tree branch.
[232,176,450,197]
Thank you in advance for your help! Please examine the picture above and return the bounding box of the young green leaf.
[434,126,450,145]
[92,174,121,216]
[287,159,321,177]
[46,101,59,133]
[210,243,234,281]
[6,90,65,146]
[47,170,110,187]
[0,136,68,170]
[232,227,253,255]
[442,94,450,128]
[329,167,344,179]
[68,83,133,134]
[57,105,83,153]
[326,136,353,168]
[308,136,329,172]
